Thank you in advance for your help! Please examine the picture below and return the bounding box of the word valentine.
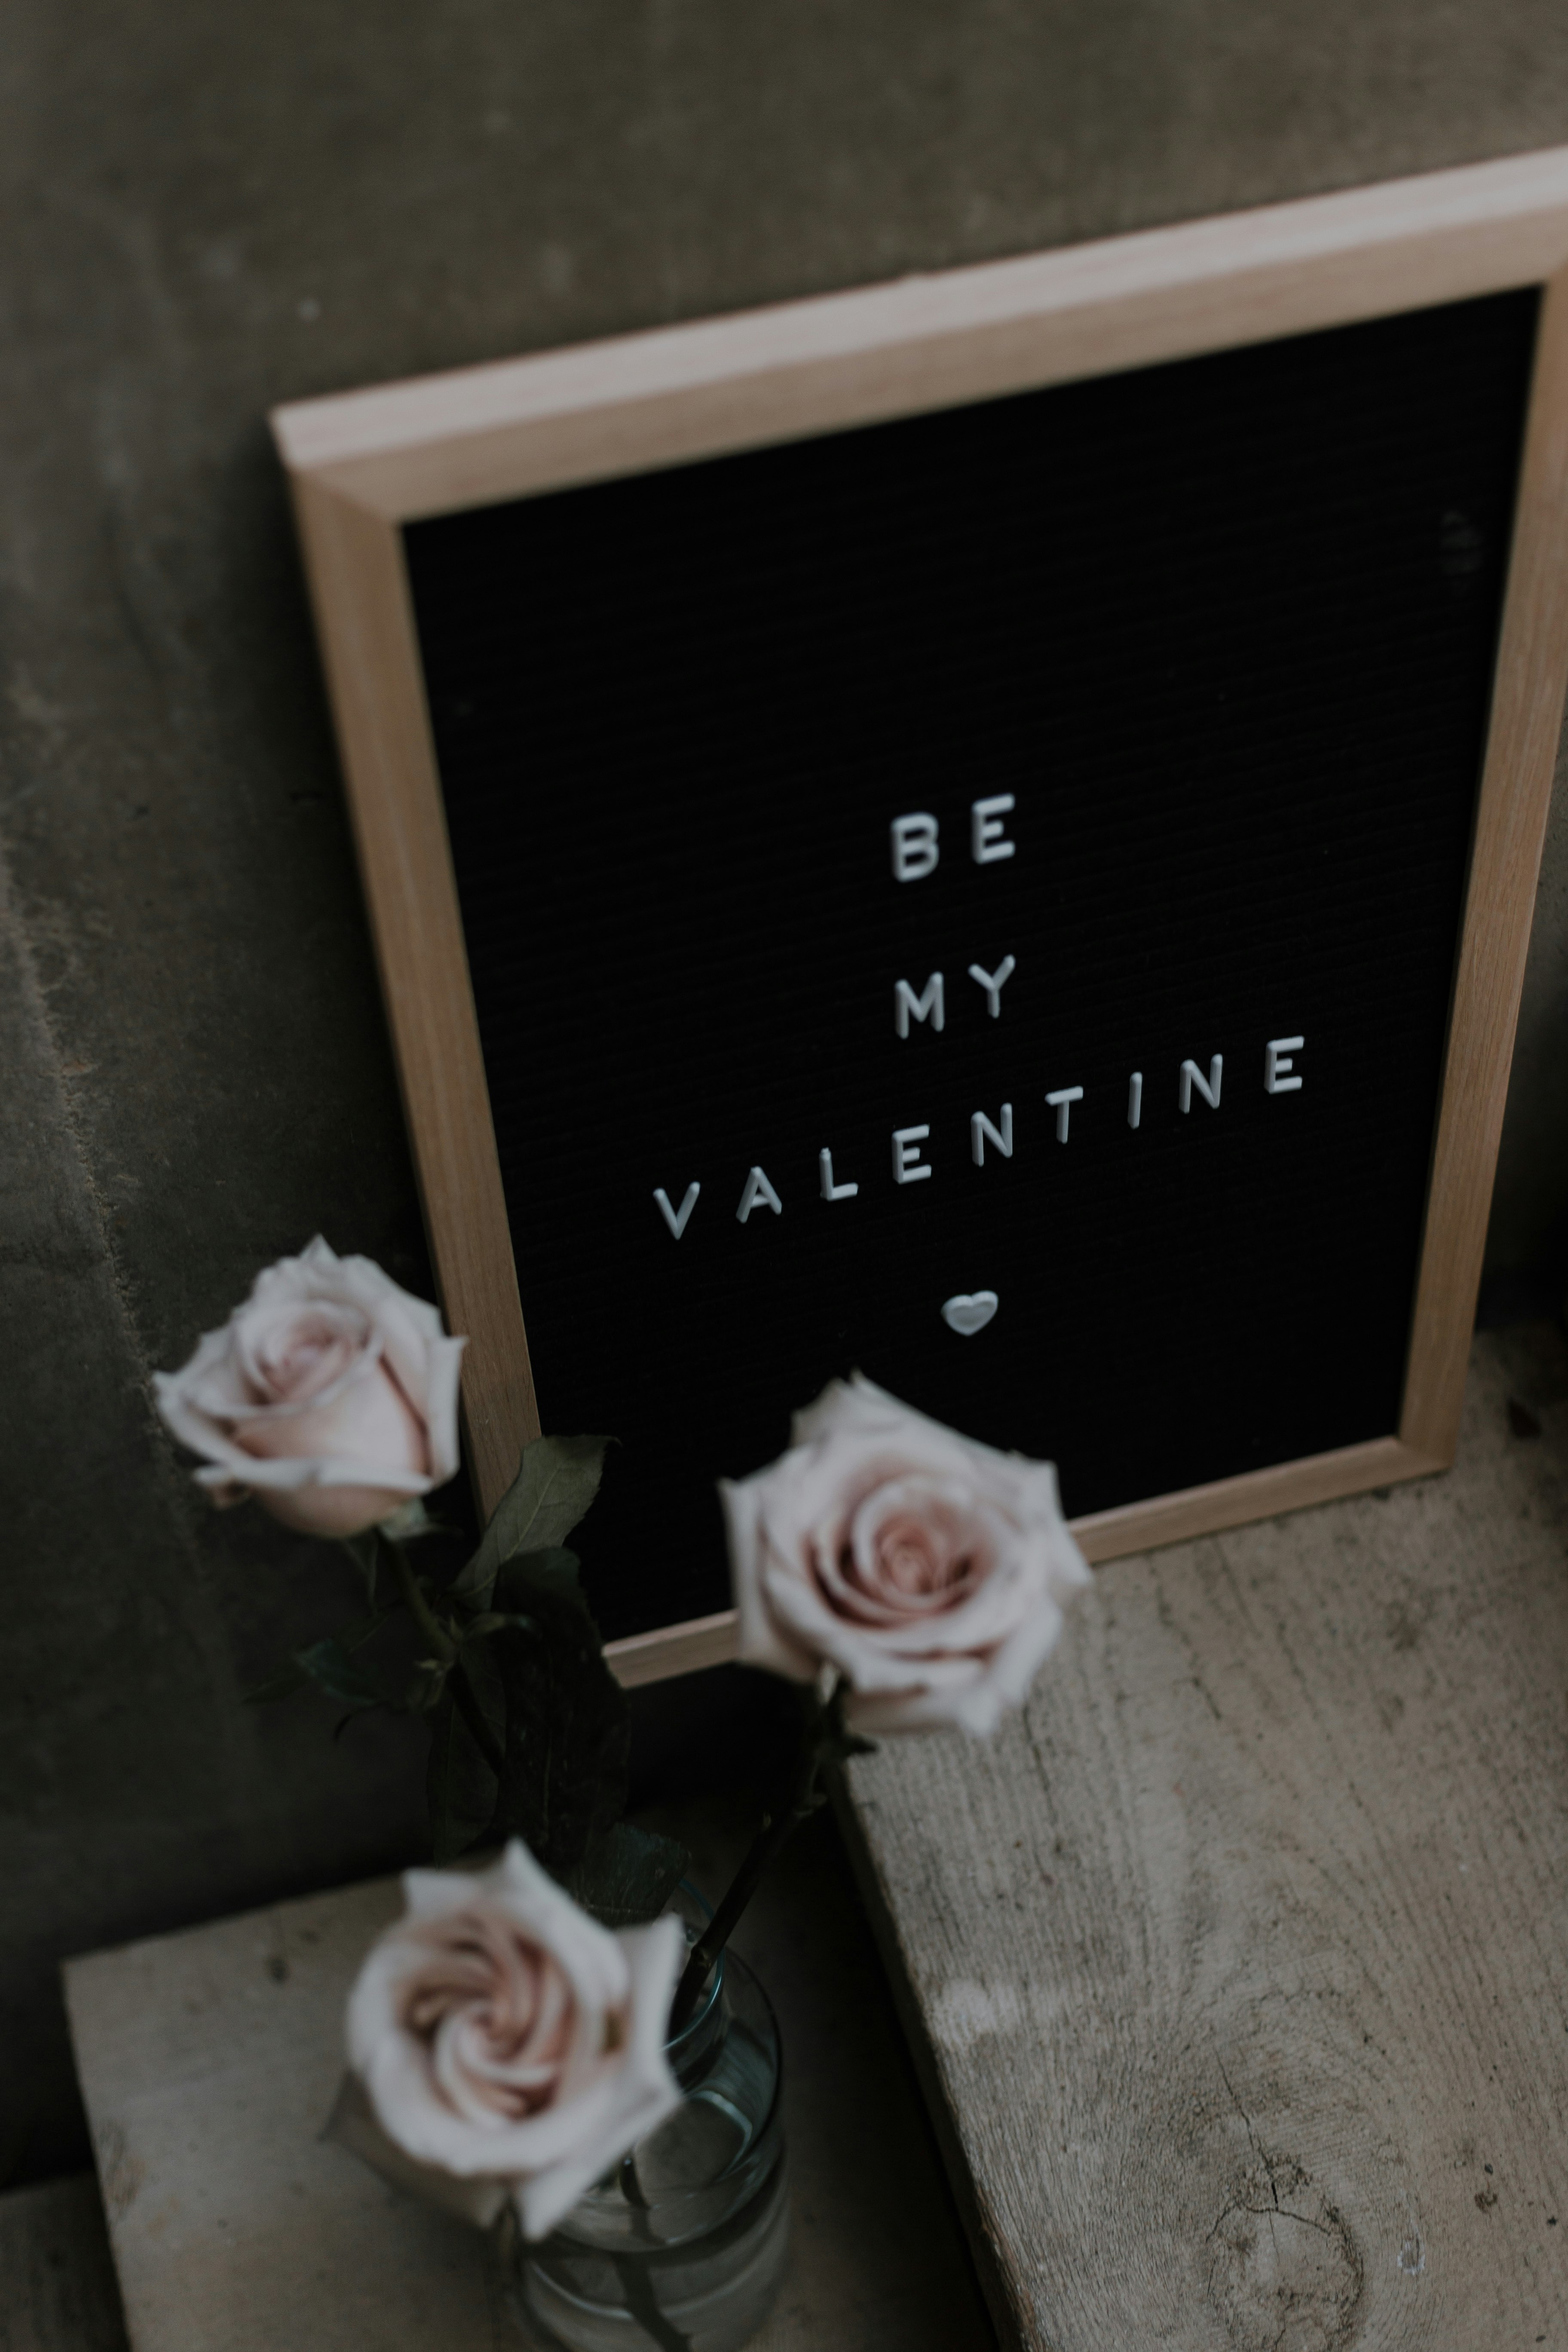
[651,1035,1305,1238]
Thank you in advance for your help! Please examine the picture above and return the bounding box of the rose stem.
[667,1687,831,2034]
[381,1534,505,1783]
[610,2252,692,2352]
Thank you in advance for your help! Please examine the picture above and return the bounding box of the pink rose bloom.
[344,1842,684,2239]
[721,1375,1091,1736]
[153,1236,464,1537]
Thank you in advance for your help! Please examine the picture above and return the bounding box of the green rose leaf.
[404,1657,451,1715]
[450,1435,611,1611]
[243,1607,392,1705]
[485,1588,629,1879]
[494,1547,591,1622]
[426,1691,498,1864]
[567,1823,691,1929]
[244,1658,312,1706]
[458,1611,539,1643]
[292,1636,385,1708]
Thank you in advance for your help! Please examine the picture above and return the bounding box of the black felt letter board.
[404,289,1536,1641]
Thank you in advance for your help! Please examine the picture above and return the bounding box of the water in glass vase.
[499,1893,787,2352]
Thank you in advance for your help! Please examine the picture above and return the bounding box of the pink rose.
[153,1236,465,1537]
[721,1375,1091,1736]
[343,1842,684,2239]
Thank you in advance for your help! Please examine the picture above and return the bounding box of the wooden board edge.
[1068,1436,1443,1565]
[603,1609,739,1688]
[271,148,1568,523]
[1399,263,1568,1461]
[603,1442,1445,1688]
[281,468,541,1511]
[827,1768,1032,2348]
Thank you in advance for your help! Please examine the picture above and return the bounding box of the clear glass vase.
[496,1891,787,2352]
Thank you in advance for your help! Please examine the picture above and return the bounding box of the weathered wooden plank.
[0,2175,129,2352]
[64,1803,991,2352]
[841,1324,1568,2349]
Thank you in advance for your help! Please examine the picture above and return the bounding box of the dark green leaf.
[459,1633,508,1762]
[567,1823,690,1928]
[450,1435,611,1609]
[404,1658,451,1715]
[244,1658,314,1705]
[293,1637,383,1707]
[494,1547,591,1623]
[459,1611,540,1643]
[244,1607,393,1705]
[486,1589,629,1878]
[426,1692,498,1864]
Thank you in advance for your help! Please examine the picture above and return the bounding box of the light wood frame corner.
[274,149,1568,1686]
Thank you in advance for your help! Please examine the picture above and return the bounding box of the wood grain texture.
[1401,267,1568,1461]
[839,1323,1568,2349]
[0,2177,129,2352]
[604,1607,738,1687]
[64,1804,992,2352]
[286,473,539,1514]
[272,148,1568,522]
[1069,1436,1442,1565]
[604,1432,1446,1684]
[603,1436,1450,1685]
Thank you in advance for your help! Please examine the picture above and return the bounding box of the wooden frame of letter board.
[274,147,1568,1690]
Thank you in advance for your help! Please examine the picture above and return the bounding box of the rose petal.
[724,1380,1090,1736]
[232,1357,429,1478]
[153,1238,466,1524]
[344,1845,683,2237]
[720,1476,820,1684]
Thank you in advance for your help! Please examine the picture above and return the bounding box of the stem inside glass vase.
[667,1673,868,2036]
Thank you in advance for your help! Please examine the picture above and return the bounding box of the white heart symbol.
[941,1291,998,1337]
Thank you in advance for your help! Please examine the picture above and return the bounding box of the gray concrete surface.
[6,0,1568,2188]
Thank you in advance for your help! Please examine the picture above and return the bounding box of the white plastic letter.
[735,1166,783,1223]
[653,1182,700,1240]
[971,794,1017,864]
[891,813,940,882]
[1179,1055,1223,1112]
[819,1148,859,1201]
[894,973,946,1038]
[1045,1085,1083,1142]
[1127,1072,1143,1130]
[968,955,1016,1017]
[892,1125,932,1183]
[1265,1036,1305,1094]
[971,1104,1014,1165]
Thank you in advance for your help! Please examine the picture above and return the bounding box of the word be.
[891,798,1017,881]
[651,1037,1305,1237]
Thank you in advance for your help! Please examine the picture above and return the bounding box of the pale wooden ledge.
[0,2173,129,2352]
[63,1798,991,2352]
[838,1322,1568,2349]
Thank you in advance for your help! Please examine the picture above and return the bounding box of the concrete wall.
[5,0,1568,2185]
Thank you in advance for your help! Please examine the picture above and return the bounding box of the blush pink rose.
[153,1236,465,1537]
[343,1841,684,2240]
[721,1375,1091,1736]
